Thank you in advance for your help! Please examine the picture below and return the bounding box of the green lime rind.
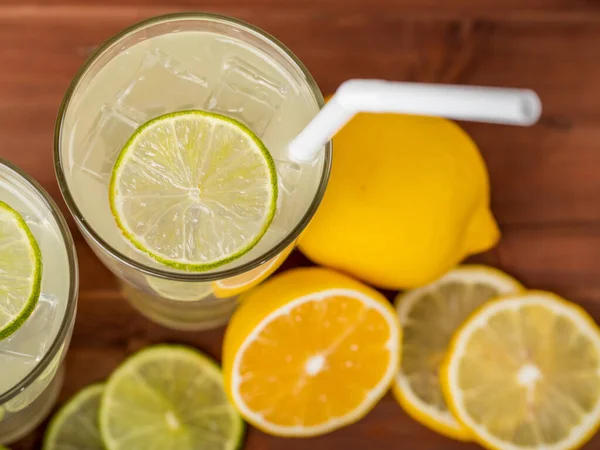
[99,344,244,450]
[109,110,278,273]
[43,383,105,450]
[0,201,42,341]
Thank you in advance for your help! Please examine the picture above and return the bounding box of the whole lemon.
[298,113,500,290]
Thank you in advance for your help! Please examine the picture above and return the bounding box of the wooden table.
[3,1,600,448]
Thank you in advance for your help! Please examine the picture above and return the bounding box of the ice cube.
[17,212,40,228]
[204,57,287,136]
[75,103,145,182]
[74,48,210,182]
[270,159,304,230]
[117,48,209,118]
[0,292,58,363]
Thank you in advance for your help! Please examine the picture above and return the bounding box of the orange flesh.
[237,294,393,427]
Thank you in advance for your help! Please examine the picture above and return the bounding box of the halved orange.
[223,267,401,437]
[212,242,295,298]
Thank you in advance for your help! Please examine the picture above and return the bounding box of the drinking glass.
[55,13,331,330]
[0,160,78,445]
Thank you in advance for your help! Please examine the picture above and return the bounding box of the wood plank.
[1,1,600,21]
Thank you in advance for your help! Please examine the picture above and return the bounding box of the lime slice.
[110,110,277,272]
[43,384,105,450]
[0,201,42,340]
[146,276,213,302]
[99,345,244,450]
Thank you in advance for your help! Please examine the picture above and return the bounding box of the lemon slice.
[43,384,104,450]
[392,265,523,441]
[212,242,295,298]
[100,345,244,450]
[223,267,401,437]
[110,110,277,272]
[0,201,42,340]
[442,291,600,450]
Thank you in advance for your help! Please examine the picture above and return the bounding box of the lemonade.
[0,160,77,445]
[55,14,330,330]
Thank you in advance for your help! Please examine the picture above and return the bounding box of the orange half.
[223,267,401,437]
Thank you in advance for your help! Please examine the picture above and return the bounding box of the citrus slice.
[99,345,243,450]
[223,267,401,437]
[393,265,523,441]
[146,276,213,302]
[110,110,278,272]
[0,201,42,340]
[43,384,104,450]
[213,242,295,298]
[442,291,600,450]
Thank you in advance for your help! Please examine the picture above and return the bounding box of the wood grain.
[1,1,599,448]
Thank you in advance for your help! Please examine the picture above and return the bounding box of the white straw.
[288,79,542,163]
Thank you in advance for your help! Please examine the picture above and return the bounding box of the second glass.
[0,160,78,445]
[55,13,331,330]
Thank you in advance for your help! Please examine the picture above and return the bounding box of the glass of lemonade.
[0,160,78,445]
[55,13,331,330]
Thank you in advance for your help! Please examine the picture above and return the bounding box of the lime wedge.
[110,110,277,272]
[146,276,213,302]
[99,345,244,450]
[0,201,42,340]
[43,384,104,450]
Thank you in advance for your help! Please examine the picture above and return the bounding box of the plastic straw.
[288,79,542,163]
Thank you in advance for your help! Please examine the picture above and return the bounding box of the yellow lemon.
[298,113,499,289]
[223,267,400,437]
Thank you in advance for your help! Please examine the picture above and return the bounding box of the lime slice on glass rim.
[43,384,105,450]
[0,201,42,340]
[99,345,244,450]
[109,110,278,272]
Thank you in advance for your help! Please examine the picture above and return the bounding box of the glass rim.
[53,12,332,282]
[0,159,78,404]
